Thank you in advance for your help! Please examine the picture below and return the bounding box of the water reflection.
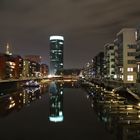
[0,81,77,119]
[0,84,48,117]
[84,84,140,140]
[49,81,64,123]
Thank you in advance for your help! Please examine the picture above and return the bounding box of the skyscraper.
[50,36,64,75]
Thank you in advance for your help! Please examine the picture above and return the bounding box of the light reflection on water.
[85,84,140,140]
[48,81,79,123]
[0,84,48,117]
[0,81,77,119]
[49,81,64,123]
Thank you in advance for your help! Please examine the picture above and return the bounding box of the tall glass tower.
[50,36,64,75]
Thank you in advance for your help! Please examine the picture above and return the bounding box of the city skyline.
[0,0,140,68]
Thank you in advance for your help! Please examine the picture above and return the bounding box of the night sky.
[0,0,140,68]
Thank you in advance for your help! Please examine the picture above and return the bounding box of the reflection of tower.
[49,82,64,123]
[49,36,64,75]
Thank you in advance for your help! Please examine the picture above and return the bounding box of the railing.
[0,77,43,83]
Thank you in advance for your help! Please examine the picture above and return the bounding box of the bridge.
[0,75,79,83]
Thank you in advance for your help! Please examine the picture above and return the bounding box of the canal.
[0,81,116,140]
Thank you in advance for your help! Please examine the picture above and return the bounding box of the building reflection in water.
[49,81,64,123]
[0,84,48,117]
[85,84,140,140]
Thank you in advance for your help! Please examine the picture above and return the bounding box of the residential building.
[0,53,16,79]
[13,55,23,78]
[94,52,104,79]
[135,26,140,82]
[116,28,137,83]
[104,43,115,79]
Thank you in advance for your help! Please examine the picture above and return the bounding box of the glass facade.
[50,36,64,75]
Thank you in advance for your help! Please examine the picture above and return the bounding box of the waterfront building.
[116,28,137,84]
[49,36,64,75]
[22,59,40,77]
[13,55,23,78]
[0,53,16,79]
[5,54,16,79]
[104,43,115,79]
[135,26,140,82]
[94,52,104,79]
[22,59,30,77]
[0,53,7,79]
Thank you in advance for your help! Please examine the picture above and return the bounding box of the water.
[0,81,115,140]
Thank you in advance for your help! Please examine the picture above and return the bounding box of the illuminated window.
[135,31,138,41]
[114,75,117,79]
[138,64,140,72]
[120,75,123,80]
[127,75,134,81]
[127,68,133,72]
[120,68,123,73]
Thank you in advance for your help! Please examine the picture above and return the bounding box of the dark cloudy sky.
[0,0,140,68]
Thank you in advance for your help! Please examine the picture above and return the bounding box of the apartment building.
[116,28,137,83]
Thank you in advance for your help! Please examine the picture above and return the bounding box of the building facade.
[50,36,64,75]
[135,26,140,82]
[116,28,137,83]
[40,64,48,77]
[94,52,104,79]
[104,43,115,79]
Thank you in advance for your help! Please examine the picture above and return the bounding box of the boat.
[23,80,40,87]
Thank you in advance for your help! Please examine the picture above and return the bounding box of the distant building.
[22,59,40,77]
[24,55,42,64]
[40,64,49,77]
[50,36,64,75]
[22,59,30,77]
[30,61,40,77]
[94,52,104,79]
[56,69,81,76]
[13,55,23,78]
[0,53,5,79]
[104,43,115,79]
[116,28,137,83]
[0,53,20,79]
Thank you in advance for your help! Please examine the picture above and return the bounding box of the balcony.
[135,54,140,62]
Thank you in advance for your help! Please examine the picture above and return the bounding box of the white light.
[49,116,64,122]
[127,75,134,81]
[48,74,54,78]
[59,42,63,45]
[127,67,133,72]
[114,75,117,79]
[50,36,64,41]
[59,111,63,116]
[135,31,138,40]
[138,65,140,72]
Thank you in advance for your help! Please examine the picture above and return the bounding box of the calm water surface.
[0,82,115,140]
